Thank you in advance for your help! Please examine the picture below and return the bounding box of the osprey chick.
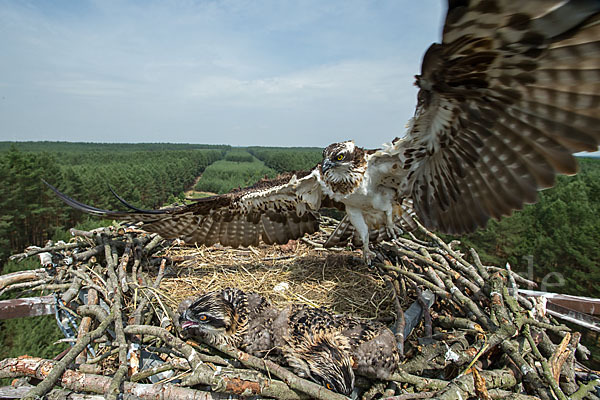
[178,288,399,394]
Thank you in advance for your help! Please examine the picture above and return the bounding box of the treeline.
[0,141,229,153]
[0,144,225,264]
[195,150,277,194]
[248,147,322,173]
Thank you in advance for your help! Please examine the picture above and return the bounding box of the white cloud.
[0,0,443,147]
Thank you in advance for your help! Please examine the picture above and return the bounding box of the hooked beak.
[180,320,199,330]
[322,158,334,173]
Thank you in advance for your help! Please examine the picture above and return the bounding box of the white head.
[320,141,366,187]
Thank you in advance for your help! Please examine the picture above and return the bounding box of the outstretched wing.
[45,169,328,248]
[374,0,600,234]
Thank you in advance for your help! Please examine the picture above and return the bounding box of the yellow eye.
[336,154,344,161]
[326,383,334,390]
[199,315,208,321]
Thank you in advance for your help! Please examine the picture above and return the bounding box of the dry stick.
[570,378,600,400]
[362,382,386,400]
[385,369,448,391]
[502,286,569,333]
[119,237,133,293]
[0,356,237,400]
[469,248,490,281]
[144,234,163,253]
[382,393,435,400]
[69,269,108,300]
[523,325,568,400]
[395,236,439,252]
[123,325,315,400]
[73,245,104,262]
[504,262,519,296]
[22,311,115,400]
[104,240,128,400]
[383,274,405,356]
[380,263,449,298]
[455,273,486,302]
[442,275,495,331]
[486,390,541,400]
[130,240,143,286]
[433,369,517,400]
[78,304,110,322]
[488,272,512,327]
[441,253,486,291]
[204,340,349,400]
[31,283,72,292]
[430,252,451,272]
[390,246,447,272]
[70,227,96,238]
[129,259,168,377]
[423,266,445,290]
[131,259,166,326]
[129,362,176,382]
[549,332,572,382]
[499,339,550,400]
[399,336,475,375]
[559,332,581,395]
[413,220,476,272]
[487,266,537,289]
[86,347,119,365]
[437,316,482,331]
[0,278,52,297]
[0,268,50,291]
[75,288,98,365]
[61,278,83,307]
[9,242,80,262]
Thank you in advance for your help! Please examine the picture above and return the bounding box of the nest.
[161,244,394,320]
[0,218,598,400]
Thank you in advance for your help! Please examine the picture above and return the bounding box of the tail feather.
[43,179,121,217]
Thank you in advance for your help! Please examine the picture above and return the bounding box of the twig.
[523,325,568,400]
[0,356,238,399]
[123,325,317,399]
[105,241,128,400]
[9,243,80,262]
[22,311,115,399]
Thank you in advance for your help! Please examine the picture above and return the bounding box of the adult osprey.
[47,0,600,262]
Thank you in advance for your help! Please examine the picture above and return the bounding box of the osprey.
[177,288,399,394]
[47,0,600,262]
[178,288,356,395]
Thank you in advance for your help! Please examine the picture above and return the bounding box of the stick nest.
[1,218,598,400]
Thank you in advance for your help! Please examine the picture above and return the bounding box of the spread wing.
[44,169,330,248]
[372,0,600,234]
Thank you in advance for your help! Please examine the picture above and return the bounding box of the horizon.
[1,140,599,158]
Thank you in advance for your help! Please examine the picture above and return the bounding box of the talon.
[362,249,377,266]
[386,224,403,241]
[386,226,397,240]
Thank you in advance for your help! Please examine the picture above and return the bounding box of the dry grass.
[159,240,396,321]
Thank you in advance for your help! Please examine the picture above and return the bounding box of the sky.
[0,1,598,156]
[0,0,445,148]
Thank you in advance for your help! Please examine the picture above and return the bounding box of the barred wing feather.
[386,0,600,234]
[44,169,326,248]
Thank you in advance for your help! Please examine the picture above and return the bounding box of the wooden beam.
[519,289,600,316]
[0,296,55,320]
